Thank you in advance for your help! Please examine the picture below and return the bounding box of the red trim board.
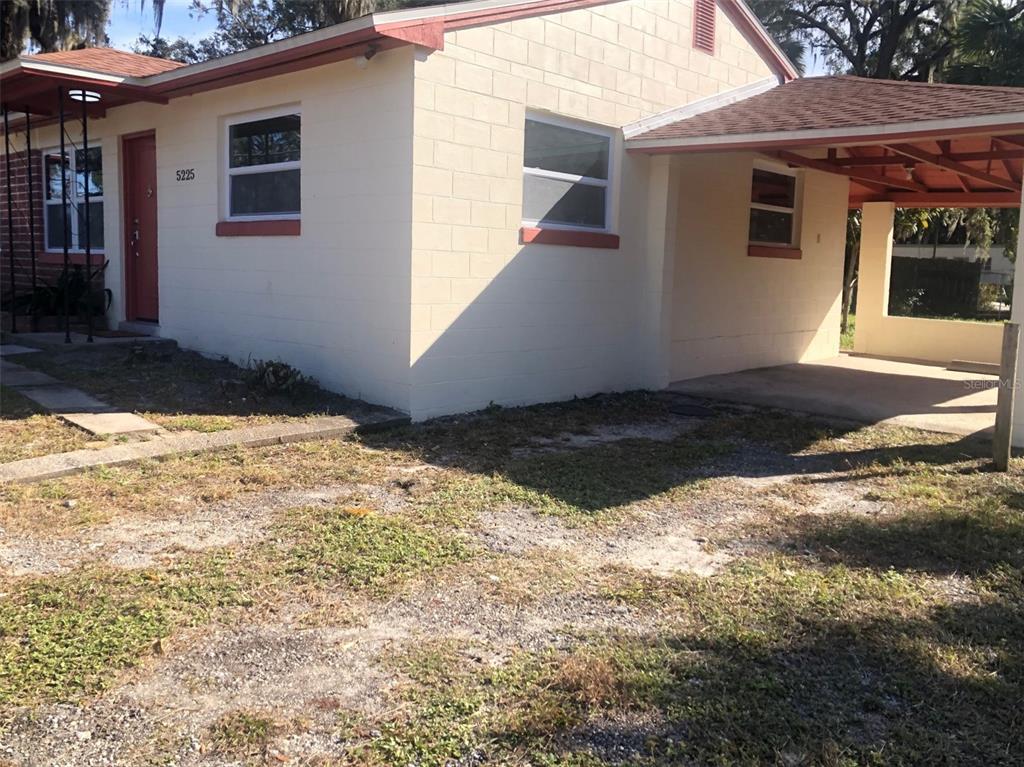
[216,220,301,236]
[520,227,620,249]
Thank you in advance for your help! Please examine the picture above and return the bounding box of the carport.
[627,75,1024,443]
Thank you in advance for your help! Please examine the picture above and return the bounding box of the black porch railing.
[3,87,99,342]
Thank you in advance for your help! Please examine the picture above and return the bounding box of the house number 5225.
[175,168,195,182]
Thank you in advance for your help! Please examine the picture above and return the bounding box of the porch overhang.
[625,76,1024,210]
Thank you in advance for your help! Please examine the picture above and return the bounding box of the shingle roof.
[22,48,184,78]
[631,76,1024,143]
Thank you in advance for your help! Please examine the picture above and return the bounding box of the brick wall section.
[0,148,105,306]
[408,0,774,418]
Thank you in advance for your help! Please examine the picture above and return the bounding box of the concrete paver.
[1,362,59,387]
[0,344,41,356]
[13,385,112,414]
[59,412,162,436]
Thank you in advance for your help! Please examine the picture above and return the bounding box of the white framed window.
[224,107,301,220]
[522,113,615,233]
[43,145,104,251]
[749,162,799,246]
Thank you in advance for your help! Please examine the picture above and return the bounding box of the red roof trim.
[445,0,616,30]
[2,1,800,105]
[376,18,446,49]
[719,0,798,81]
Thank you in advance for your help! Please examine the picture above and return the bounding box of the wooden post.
[993,322,1020,471]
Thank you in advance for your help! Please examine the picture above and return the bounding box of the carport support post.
[852,202,895,356]
[994,323,1020,471]
[1009,186,1024,454]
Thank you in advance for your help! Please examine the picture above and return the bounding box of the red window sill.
[216,219,301,237]
[519,226,620,249]
[748,244,801,260]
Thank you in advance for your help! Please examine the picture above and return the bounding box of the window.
[43,146,103,251]
[693,0,716,54]
[522,115,613,232]
[749,165,798,246]
[225,110,300,219]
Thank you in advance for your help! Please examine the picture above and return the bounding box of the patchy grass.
[0,386,94,463]
[281,505,470,594]
[787,468,1024,578]
[0,439,405,537]
[365,553,1018,766]
[206,710,281,758]
[0,392,1021,765]
[12,341,375,432]
[0,551,258,705]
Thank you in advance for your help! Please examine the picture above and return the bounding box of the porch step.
[117,320,161,337]
[948,359,1000,376]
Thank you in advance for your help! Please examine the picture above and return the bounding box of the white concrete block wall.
[669,153,849,381]
[29,49,416,411]
[409,0,776,419]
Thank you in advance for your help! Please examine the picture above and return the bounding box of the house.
[2,0,1023,431]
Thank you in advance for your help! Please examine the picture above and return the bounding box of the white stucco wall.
[408,0,776,419]
[669,153,849,381]
[27,49,415,411]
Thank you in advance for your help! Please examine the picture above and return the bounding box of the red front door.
[123,133,159,322]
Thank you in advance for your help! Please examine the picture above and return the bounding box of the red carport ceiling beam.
[850,191,1021,208]
[775,150,927,192]
[885,143,1021,192]
[834,149,1024,166]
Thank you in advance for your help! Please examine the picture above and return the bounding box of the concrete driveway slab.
[669,353,996,438]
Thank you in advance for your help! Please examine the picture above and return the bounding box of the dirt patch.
[477,505,730,576]
[0,483,405,576]
[514,418,701,457]
[0,557,653,766]
[0,617,403,766]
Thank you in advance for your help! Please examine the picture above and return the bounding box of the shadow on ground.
[6,341,381,427]
[364,392,993,516]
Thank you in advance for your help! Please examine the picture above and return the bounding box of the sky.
[105,0,219,50]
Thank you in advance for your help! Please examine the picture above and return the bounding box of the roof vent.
[693,0,716,54]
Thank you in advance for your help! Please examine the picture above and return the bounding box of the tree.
[946,0,1024,86]
[2,0,110,60]
[744,0,807,73]
[761,0,966,80]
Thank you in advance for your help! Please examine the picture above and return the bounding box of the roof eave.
[1,0,799,108]
[625,112,1024,153]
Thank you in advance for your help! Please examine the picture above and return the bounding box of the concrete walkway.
[2,355,161,437]
[0,344,42,356]
[0,412,405,483]
[669,354,997,438]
